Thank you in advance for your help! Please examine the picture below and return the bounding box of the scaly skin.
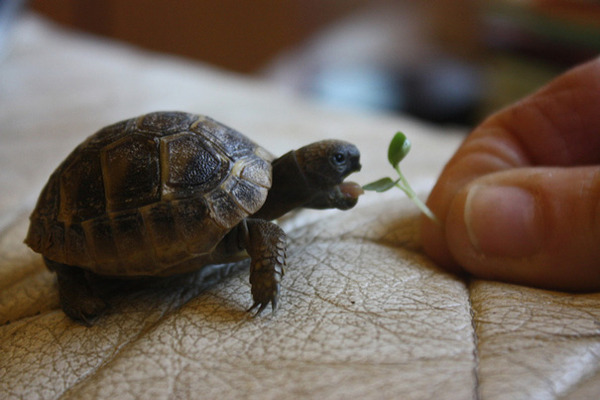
[242,219,287,314]
[45,258,108,326]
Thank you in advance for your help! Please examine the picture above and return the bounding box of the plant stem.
[394,166,441,225]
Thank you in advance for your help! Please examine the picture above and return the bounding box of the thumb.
[445,166,600,291]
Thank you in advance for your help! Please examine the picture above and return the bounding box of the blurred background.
[7,0,600,127]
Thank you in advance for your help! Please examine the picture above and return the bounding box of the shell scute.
[172,197,224,255]
[160,132,229,198]
[136,111,197,136]
[31,170,61,221]
[60,149,105,222]
[45,221,66,262]
[64,223,90,266]
[208,191,247,229]
[111,210,157,271]
[240,157,272,188]
[85,119,135,149]
[81,216,119,267]
[140,201,189,266]
[192,117,259,160]
[101,133,161,212]
[229,175,269,214]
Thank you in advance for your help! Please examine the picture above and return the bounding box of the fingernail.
[464,185,543,258]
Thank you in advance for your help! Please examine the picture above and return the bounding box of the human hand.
[421,58,600,292]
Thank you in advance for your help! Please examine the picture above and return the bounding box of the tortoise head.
[253,140,363,221]
[291,140,363,212]
[295,140,361,189]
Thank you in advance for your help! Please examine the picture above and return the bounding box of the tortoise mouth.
[337,160,362,199]
[337,180,364,200]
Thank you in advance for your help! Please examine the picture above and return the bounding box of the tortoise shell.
[26,112,273,276]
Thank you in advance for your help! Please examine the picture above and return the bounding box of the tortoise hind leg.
[44,257,108,326]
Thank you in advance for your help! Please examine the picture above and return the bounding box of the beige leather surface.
[1,15,599,400]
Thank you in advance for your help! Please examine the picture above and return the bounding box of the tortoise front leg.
[241,219,287,315]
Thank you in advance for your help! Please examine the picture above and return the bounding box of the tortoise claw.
[248,283,279,317]
[247,300,270,317]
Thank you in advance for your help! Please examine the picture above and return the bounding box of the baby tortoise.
[25,111,362,325]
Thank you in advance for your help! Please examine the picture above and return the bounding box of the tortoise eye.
[331,152,346,165]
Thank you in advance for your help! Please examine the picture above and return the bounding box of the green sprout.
[363,132,439,224]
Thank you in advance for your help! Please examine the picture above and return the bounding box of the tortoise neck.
[252,150,314,221]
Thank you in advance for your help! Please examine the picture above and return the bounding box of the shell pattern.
[26,112,273,276]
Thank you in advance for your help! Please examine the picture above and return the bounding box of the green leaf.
[363,177,397,192]
[363,130,440,225]
[387,131,411,168]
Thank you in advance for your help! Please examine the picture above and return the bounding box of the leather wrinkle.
[467,279,482,400]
